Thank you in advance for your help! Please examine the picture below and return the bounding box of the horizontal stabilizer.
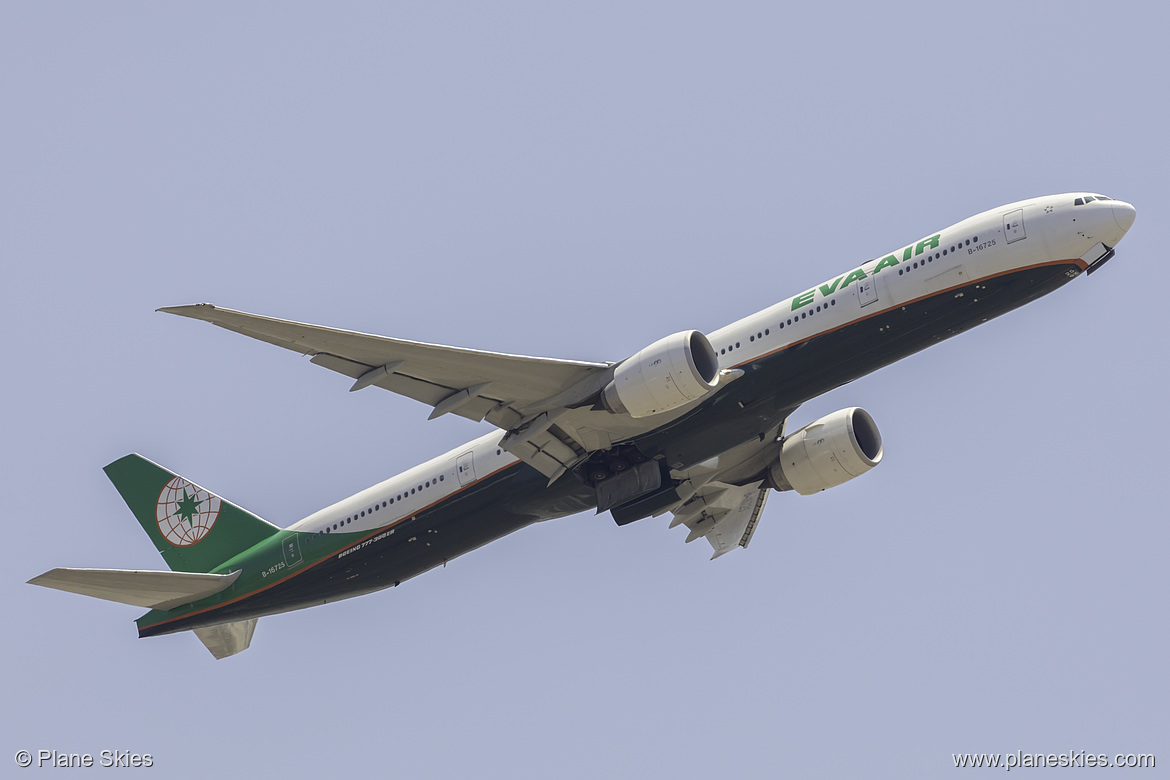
[193,619,257,660]
[28,568,240,610]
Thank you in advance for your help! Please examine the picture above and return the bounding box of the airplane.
[29,192,1136,659]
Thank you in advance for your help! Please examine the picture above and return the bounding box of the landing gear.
[575,444,663,513]
[577,444,650,486]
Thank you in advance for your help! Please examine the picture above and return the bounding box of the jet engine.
[768,407,883,495]
[601,330,720,418]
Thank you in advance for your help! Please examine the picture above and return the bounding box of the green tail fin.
[104,454,280,574]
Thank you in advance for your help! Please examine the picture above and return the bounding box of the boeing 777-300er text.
[30,193,1136,658]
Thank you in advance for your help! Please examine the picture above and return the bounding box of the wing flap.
[707,487,768,558]
[28,568,241,610]
[668,481,769,559]
[311,352,455,407]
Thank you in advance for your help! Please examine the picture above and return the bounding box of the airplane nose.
[1112,200,1136,234]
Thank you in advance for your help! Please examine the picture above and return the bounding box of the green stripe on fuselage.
[135,526,367,632]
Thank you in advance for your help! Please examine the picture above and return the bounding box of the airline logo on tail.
[155,477,221,547]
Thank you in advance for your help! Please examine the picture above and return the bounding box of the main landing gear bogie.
[579,444,649,486]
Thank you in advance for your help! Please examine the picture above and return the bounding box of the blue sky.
[3,3,1166,777]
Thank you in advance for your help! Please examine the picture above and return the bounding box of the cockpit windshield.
[1074,194,1112,206]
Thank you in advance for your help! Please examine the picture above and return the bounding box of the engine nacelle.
[769,407,883,495]
[601,330,720,418]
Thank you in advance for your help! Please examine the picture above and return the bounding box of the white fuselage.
[291,193,1135,541]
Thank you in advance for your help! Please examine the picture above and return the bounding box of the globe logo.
[155,477,221,547]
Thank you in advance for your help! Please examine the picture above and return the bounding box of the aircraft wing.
[667,480,769,559]
[161,304,611,423]
[161,304,620,479]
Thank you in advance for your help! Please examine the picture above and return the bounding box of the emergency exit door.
[858,277,878,307]
[456,451,476,486]
[1004,209,1026,243]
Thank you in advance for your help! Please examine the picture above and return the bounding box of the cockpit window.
[1075,194,1112,206]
